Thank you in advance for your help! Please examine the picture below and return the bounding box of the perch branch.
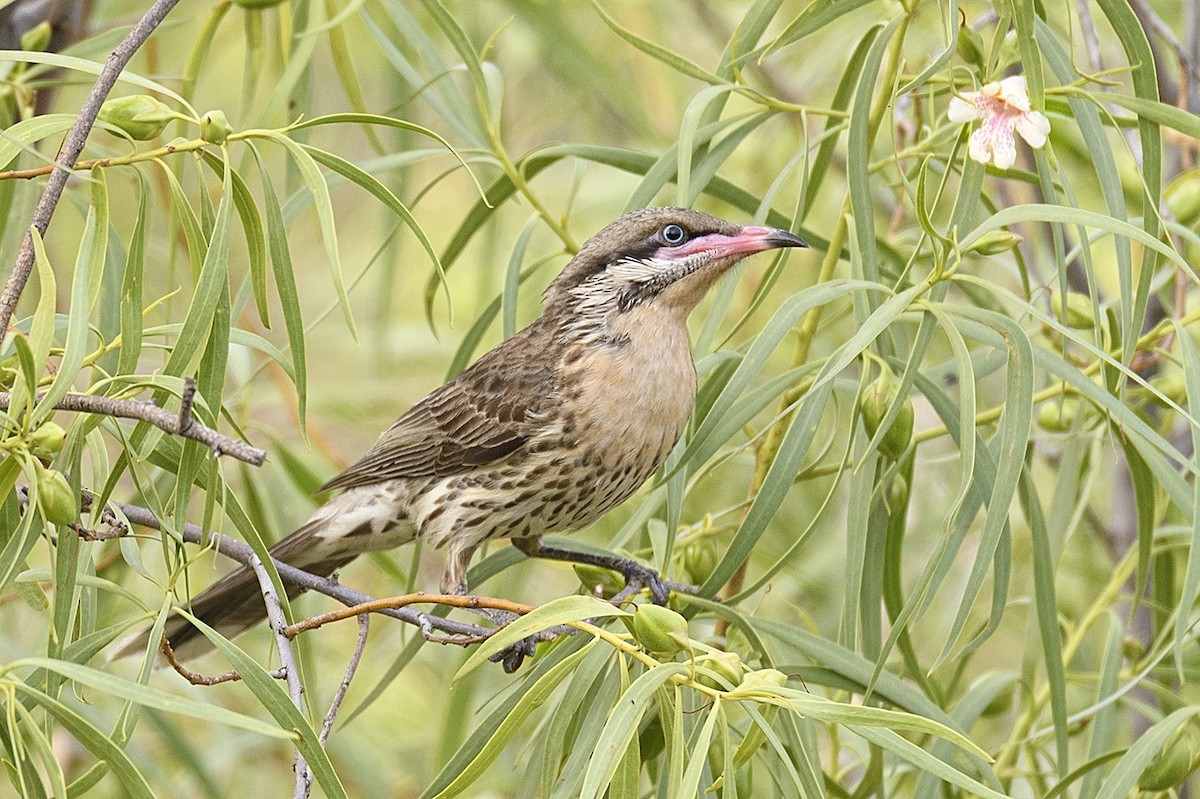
[0,0,185,335]
[0,378,267,465]
[91,497,493,640]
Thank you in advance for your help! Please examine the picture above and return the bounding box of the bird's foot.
[488,635,539,673]
[615,561,671,606]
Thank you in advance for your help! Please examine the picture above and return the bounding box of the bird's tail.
[111,519,358,662]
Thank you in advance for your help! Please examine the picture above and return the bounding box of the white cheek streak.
[606,257,668,283]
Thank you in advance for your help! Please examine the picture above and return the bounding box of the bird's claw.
[621,562,670,605]
[489,634,538,673]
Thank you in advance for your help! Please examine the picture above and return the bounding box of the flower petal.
[967,127,993,164]
[948,95,981,123]
[998,75,1031,111]
[990,124,1017,169]
[1015,110,1051,148]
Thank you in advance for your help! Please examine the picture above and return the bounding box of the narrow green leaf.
[255,130,356,339]
[432,641,597,799]
[457,595,627,678]
[590,1,724,85]
[579,662,689,799]
[12,683,154,799]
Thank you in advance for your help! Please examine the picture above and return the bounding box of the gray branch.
[0,0,184,335]
[100,498,490,639]
[0,380,267,466]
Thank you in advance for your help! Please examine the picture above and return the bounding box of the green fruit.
[861,372,915,459]
[739,668,787,690]
[574,563,623,598]
[1037,396,1081,432]
[1150,373,1187,406]
[981,683,1015,717]
[1050,290,1095,329]
[20,21,52,52]
[630,604,690,656]
[1167,175,1200,226]
[28,421,66,458]
[683,539,718,585]
[967,229,1023,256]
[35,463,78,526]
[697,650,743,690]
[200,109,231,144]
[1138,723,1200,791]
[98,95,173,140]
[956,25,986,71]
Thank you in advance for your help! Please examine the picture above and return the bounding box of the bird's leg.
[441,542,536,673]
[511,536,675,606]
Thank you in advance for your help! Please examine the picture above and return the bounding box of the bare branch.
[319,615,369,747]
[92,497,493,640]
[0,0,185,335]
[0,386,267,466]
[160,638,286,686]
[242,547,311,799]
[283,593,535,639]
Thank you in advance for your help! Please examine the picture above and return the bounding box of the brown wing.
[318,325,561,492]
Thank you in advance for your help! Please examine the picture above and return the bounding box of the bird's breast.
[563,306,697,472]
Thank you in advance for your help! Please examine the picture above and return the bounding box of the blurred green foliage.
[1,0,1199,796]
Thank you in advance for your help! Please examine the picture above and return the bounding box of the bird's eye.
[661,223,687,246]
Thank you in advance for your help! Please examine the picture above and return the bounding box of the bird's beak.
[673,225,808,259]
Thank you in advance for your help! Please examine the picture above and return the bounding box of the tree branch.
[95,497,491,640]
[0,0,184,335]
[0,378,267,466]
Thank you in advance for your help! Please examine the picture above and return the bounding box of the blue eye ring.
[661,223,687,245]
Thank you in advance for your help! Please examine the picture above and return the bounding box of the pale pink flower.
[948,75,1051,169]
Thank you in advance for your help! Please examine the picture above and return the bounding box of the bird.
[119,206,806,668]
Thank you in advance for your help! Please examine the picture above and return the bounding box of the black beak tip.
[770,230,808,249]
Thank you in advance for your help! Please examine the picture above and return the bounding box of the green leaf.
[432,640,597,799]
[457,595,627,678]
[579,662,689,799]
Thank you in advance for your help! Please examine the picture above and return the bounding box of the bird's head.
[544,207,806,329]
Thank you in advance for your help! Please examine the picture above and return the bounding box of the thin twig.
[0,388,266,465]
[177,376,197,433]
[160,638,286,686]
[0,0,184,335]
[243,548,311,799]
[284,593,535,638]
[319,615,369,747]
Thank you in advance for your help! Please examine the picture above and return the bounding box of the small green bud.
[1150,373,1187,406]
[739,668,787,690]
[20,21,52,52]
[956,25,986,71]
[200,109,231,144]
[98,95,174,141]
[1037,396,1081,433]
[967,229,1023,256]
[886,474,909,513]
[35,462,78,526]
[630,604,690,656]
[1167,175,1200,227]
[981,683,1015,717]
[28,421,66,458]
[1138,723,1200,791]
[860,372,914,459]
[1050,289,1095,329]
[697,650,743,690]
[683,539,718,585]
[574,563,623,598]
[1122,635,1147,664]
[232,0,288,8]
